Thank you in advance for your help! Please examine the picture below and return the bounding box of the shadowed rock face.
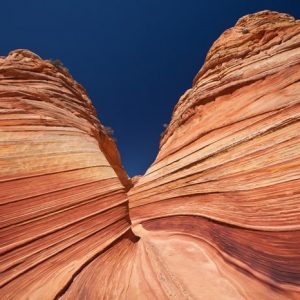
[0,10,300,300]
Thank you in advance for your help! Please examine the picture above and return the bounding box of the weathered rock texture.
[129,10,300,299]
[0,10,300,300]
[0,49,134,299]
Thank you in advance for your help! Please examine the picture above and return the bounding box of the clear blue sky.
[1,1,299,176]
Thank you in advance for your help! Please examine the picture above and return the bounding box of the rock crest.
[1,10,300,299]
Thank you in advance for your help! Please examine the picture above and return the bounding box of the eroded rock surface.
[0,49,133,299]
[1,10,300,300]
[129,10,300,299]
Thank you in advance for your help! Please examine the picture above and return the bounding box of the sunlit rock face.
[1,10,300,300]
[0,49,134,299]
[128,11,300,299]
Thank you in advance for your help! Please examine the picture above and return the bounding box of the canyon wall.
[128,10,300,299]
[0,10,300,300]
[0,50,134,299]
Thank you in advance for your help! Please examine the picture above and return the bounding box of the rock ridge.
[1,10,300,300]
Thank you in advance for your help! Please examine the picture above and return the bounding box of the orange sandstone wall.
[128,11,300,299]
[1,10,300,300]
[0,49,134,299]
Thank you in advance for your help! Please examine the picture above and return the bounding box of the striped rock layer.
[128,10,300,299]
[0,49,134,299]
[0,10,300,300]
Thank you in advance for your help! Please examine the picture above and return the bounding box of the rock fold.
[1,10,300,300]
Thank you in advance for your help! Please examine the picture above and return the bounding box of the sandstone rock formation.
[0,10,300,300]
[0,49,134,299]
[129,10,300,299]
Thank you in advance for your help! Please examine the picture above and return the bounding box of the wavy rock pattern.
[129,11,300,299]
[0,50,133,299]
[0,10,300,300]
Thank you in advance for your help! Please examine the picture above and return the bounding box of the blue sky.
[1,1,299,176]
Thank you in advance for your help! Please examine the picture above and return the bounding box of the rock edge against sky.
[0,10,300,299]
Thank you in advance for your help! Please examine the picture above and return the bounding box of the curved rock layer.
[129,10,300,299]
[0,10,300,300]
[0,50,134,299]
